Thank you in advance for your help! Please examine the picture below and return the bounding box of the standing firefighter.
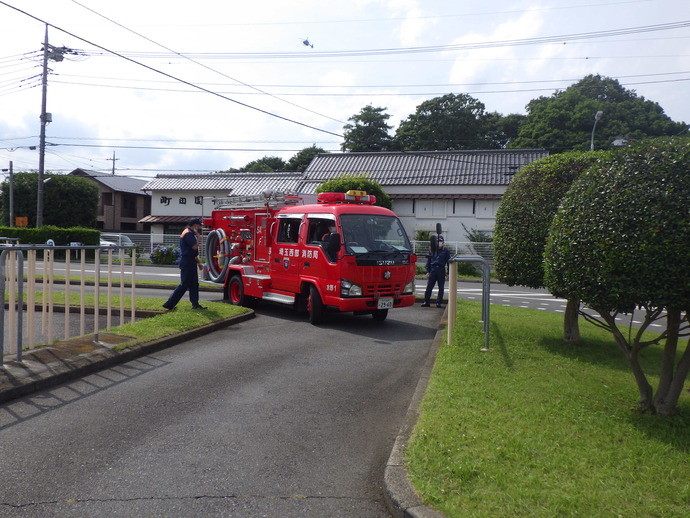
[421,235,451,308]
[163,217,207,310]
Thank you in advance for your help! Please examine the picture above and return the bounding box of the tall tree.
[544,137,690,415]
[341,105,395,152]
[510,74,688,153]
[286,145,326,172]
[0,172,98,228]
[395,93,494,150]
[484,112,526,148]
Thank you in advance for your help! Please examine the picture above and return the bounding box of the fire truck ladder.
[213,190,302,210]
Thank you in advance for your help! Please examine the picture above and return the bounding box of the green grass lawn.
[406,300,690,517]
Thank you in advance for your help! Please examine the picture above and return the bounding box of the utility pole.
[36,25,74,226]
[107,151,119,174]
[37,25,49,227]
[9,161,14,227]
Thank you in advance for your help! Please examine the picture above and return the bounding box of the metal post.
[447,261,457,345]
[447,255,491,350]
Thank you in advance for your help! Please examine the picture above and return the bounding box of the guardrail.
[1,244,137,362]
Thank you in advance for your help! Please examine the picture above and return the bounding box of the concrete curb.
[383,306,447,518]
[0,311,255,404]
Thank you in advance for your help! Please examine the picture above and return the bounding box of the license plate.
[377,297,393,310]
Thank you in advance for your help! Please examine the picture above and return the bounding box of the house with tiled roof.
[69,169,151,232]
[300,149,548,241]
[139,149,547,243]
[140,172,304,240]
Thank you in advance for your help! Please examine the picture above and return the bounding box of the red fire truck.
[203,190,417,324]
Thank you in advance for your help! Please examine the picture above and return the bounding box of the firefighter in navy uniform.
[421,235,451,308]
[163,218,207,310]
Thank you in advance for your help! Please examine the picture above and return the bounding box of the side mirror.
[436,222,443,235]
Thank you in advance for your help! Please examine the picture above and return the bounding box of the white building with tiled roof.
[301,149,548,240]
[140,149,547,242]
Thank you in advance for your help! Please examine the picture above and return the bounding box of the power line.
[67,0,346,126]
[79,20,689,60]
[51,69,690,90]
[48,76,690,98]
[0,1,344,140]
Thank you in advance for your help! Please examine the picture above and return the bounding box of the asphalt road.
[0,303,440,517]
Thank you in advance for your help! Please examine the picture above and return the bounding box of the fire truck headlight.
[403,279,415,295]
[340,279,362,297]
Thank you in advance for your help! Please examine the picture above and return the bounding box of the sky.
[0,0,688,181]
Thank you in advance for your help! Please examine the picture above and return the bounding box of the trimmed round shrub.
[544,137,690,312]
[494,151,608,288]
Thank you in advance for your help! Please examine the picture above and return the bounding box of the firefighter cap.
[188,217,203,226]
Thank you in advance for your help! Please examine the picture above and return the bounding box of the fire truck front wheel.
[372,309,388,321]
[228,275,253,307]
[307,285,324,325]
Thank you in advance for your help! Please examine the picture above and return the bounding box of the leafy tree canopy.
[545,137,690,312]
[509,74,688,153]
[242,156,287,172]
[1,172,99,228]
[341,105,396,152]
[316,174,392,209]
[484,112,526,148]
[286,145,326,172]
[218,147,326,173]
[395,93,495,150]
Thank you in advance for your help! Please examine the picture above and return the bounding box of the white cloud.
[1,0,687,177]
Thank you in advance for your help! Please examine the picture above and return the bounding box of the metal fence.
[411,240,494,264]
[1,244,137,361]
[116,233,495,268]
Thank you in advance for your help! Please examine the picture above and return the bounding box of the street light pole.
[590,110,604,151]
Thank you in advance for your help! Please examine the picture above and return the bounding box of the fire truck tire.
[228,275,250,307]
[372,309,388,321]
[206,229,230,283]
[307,285,324,325]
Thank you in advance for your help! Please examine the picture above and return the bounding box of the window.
[122,194,137,218]
[277,218,301,243]
[394,199,415,216]
[307,218,335,243]
[453,199,474,216]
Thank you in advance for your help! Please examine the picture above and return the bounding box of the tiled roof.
[141,172,304,194]
[69,169,149,195]
[139,215,191,224]
[302,149,548,188]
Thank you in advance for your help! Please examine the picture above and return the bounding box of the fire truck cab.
[204,190,417,324]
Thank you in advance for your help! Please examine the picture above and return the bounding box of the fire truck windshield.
[339,214,412,254]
